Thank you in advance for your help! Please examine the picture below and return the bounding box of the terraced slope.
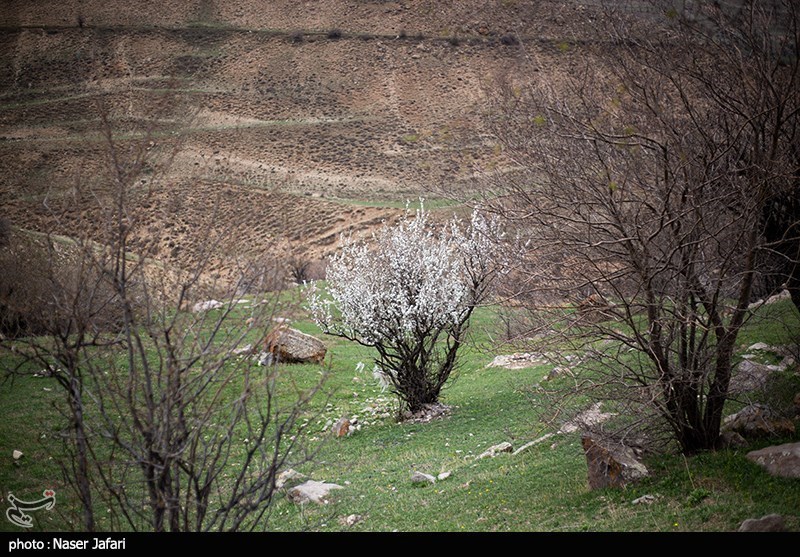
[0,0,632,286]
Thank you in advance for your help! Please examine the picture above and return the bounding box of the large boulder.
[746,442,800,479]
[581,435,648,490]
[722,404,796,440]
[262,326,326,364]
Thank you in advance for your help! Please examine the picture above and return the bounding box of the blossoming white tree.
[309,206,501,413]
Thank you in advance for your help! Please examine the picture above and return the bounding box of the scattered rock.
[738,514,786,532]
[581,435,649,490]
[512,434,555,455]
[192,299,224,312]
[339,514,363,527]
[729,360,783,394]
[12,450,23,460]
[748,289,791,309]
[232,344,253,356]
[400,402,451,424]
[486,353,546,370]
[559,402,617,434]
[477,442,513,459]
[262,326,326,364]
[287,480,343,505]
[410,471,436,485]
[275,468,306,490]
[746,441,800,479]
[632,494,657,505]
[722,404,795,439]
[747,342,774,352]
[719,430,748,449]
[332,417,351,438]
[437,471,451,481]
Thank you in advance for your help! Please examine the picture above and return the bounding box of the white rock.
[437,471,452,481]
[192,299,224,312]
[477,442,513,459]
[287,480,344,504]
[632,494,657,505]
[12,450,23,460]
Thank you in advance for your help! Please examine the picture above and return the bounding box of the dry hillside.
[0,0,650,287]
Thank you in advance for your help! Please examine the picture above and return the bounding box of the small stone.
[632,494,657,505]
[339,514,363,527]
[287,480,343,505]
[332,417,351,438]
[437,471,451,481]
[747,342,772,351]
[738,514,785,532]
[410,471,436,485]
[275,468,306,490]
[477,442,513,459]
[12,450,23,460]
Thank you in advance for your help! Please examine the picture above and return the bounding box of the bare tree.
[1,95,325,530]
[483,0,800,453]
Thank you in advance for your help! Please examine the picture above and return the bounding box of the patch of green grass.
[1,294,798,531]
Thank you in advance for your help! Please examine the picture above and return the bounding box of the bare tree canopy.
[483,0,800,453]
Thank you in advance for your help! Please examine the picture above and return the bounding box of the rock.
[747,342,773,352]
[437,471,451,481]
[192,299,224,312]
[332,417,351,438]
[262,326,326,364]
[559,402,617,434]
[339,514,363,527]
[581,435,649,490]
[287,480,343,505]
[746,441,800,478]
[400,402,451,424]
[632,494,657,505]
[275,468,306,490]
[738,514,786,532]
[719,430,748,449]
[512,433,555,455]
[794,392,800,415]
[12,450,22,460]
[410,471,436,485]
[232,344,253,356]
[477,442,513,459]
[729,360,783,394]
[486,353,546,370]
[722,404,796,439]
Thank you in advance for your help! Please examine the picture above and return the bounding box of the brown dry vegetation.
[0,0,646,287]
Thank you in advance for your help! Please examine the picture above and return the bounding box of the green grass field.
[1,294,799,532]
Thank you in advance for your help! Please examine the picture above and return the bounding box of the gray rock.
[581,435,648,490]
[722,404,796,439]
[410,471,436,485]
[738,514,785,532]
[746,441,800,479]
[262,326,326,364]
[437,471,452,481]
[729,360,783,394]
[719,430,748,449]
[275,468,306,490]
[287,480,343,504]
[632,494,657,505]
[477,442,513,459]
[192,299,224,312]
